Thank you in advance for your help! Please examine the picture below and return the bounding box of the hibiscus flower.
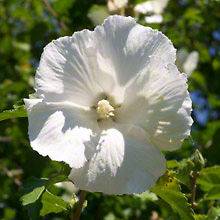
[25,15,193,194]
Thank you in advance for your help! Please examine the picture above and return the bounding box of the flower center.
[96,99,115,120]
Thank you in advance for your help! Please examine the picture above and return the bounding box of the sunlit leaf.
[151,173,194,220]
[0,105,27,122]
[21,177,47,206]
[197,166,220,191]
[40,190,69,216]
[197,166,220,200]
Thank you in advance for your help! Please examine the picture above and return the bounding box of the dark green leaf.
[47,174,68,186]
[205,186,220,200]
[197,166,220,192]
[20,177,47,206]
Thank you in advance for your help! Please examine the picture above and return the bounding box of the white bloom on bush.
[134,0,169,24]
[24,15,193,195]
[134,0,169,14]
[108,0,128,12]
[176,49,199,76]
[145,14,163,23]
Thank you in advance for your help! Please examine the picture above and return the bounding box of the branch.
[71,190,87,220]
[43,0,67,31]
[190,171,199,209]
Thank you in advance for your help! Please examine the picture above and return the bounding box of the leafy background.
[0,0,220,219]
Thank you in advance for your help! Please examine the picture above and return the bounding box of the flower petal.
[94,15,176,84]
[24,98,99,168]
[35,16,175,106]
[35,30,117,107]
[69,128,166,194]
[117,56,193,151]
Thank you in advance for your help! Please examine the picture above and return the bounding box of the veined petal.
[94,15,176,85]
[35,30,117,107]
[118,56,193,151]
[24,98,99,168]
[35,16,176,105]
[69,128,166,195]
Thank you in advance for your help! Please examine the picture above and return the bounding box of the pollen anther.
[96,99,115,120]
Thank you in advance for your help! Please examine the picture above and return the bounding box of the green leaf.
[207,207,220,220]
[174,158,195,187]
[26,200,42,220]
[40,190,69,216]
[12,41,30,51]
[21,177,47,206]
[194,214,207,220]
[0,105,27,122]
[171,150,205,188]
[151,173,194,220]
[197,166,220,200]
[52,0,74,14]
[21,186,45,206]
[167,160,179,169]
[205,186,220,200]
[47,174,68,186]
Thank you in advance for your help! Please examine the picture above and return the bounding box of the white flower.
[134,0,169,15]
[24,15,193,195]
[176,49,199,76]
[108,0,128,12]
[134,0,169,24]
[145,14,163,23]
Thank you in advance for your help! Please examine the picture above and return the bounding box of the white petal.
[35,31,117,107]
[134,1,154,14]
[94,15,176,85]
[118,56,193,151]
[24,98,99,168]
[147,93,193,151]
[35,16,175,106]
[69,128,166,195]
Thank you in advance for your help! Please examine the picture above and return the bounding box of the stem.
[190,171,199,209]
[71,191,87,220]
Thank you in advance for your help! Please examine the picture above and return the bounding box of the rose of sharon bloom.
[24,15,193,195]
[134,0,169,15]
[134,0,169,24]
[145,14,163,24]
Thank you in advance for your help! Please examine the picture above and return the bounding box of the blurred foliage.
[0,0,220,219]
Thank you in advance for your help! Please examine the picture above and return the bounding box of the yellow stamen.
[96,99,115,120]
